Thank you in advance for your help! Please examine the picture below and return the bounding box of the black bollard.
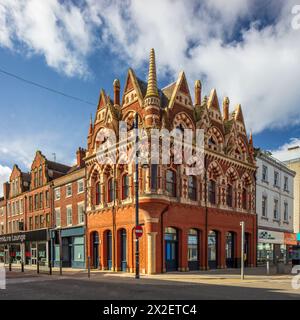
[9,263,12,272]
[21,262,24,272]
[37,261,39,274]
[49,261,52,276]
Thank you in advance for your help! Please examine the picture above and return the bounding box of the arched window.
[122,174,129,200]
[95,182,101,205]
[108,178,114,203]
[208,180,216,204]
[188,176,197,201]
[226,184,233,207]
[151,164,158,191]
[166,170,176,197]
[242,188,247,209]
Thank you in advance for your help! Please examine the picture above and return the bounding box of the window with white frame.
[274,171,279,187]
[284,176,289,192]
[78,203,85,224]
[77,179,84,194]
[284,202,289,221]
[54,188,61,200]
[273,199,279,220]
[262,195,267,217]
[55,208,61,227]
[262,165,268,182]
[66,184,72,197]
[67,206,72,226]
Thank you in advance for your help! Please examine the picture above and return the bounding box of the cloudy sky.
[0,0,300,195]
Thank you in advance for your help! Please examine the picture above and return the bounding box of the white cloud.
[271,138,300,162]
[0,0,93,77]
[1,0,300,133]
[0,164,11,197]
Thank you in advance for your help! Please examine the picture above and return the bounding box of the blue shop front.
[50,226,85,269]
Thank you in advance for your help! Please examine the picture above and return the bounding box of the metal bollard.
[88,256,91,278]
[37,261,39,274]
[266,253,270,275]
[60,260,62,276]
[21,262,24,273]
[49,261,52,276]
[9,263,12,272]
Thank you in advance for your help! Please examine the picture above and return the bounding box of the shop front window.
[73,237,84,262]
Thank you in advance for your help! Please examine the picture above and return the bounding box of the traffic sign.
[135,225,143,238]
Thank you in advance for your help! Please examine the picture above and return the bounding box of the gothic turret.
[144,48,160,128]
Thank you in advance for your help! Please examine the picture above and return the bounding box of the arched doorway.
[165,227,178,272]
[188,229,199,270]
[244,232,251,267]
[208,230,218,269]
[120,229,127,271]
[226,232,235,268]
[106,230,112,270]
[91,231,99,269]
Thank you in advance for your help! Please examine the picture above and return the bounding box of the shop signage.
[284,233,297,245]
[297,233,300,241]
[0,229,48,244]
[258,229,284,244]
[0,234,26,244]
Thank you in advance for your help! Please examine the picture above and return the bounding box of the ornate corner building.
[85,49,257,274]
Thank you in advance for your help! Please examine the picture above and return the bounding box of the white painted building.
[255,149,296,265]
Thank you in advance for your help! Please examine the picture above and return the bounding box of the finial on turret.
[145,48,159,98]
[194,80,202,105]
[223,97,229,121]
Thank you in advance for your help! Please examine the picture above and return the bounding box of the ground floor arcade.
[87,201,257,274]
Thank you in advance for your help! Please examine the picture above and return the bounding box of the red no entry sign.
[135,225,143,238]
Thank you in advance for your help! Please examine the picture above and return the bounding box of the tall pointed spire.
[145,48,159,98]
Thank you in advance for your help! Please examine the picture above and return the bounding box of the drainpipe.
[160,205,169,273]
[112,163,117,272]
[204,155,208,270]
[84,166,88,270]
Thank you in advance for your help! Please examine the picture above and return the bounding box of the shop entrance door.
[31,248,37,265]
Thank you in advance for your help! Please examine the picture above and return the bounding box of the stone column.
[147,232,157,274]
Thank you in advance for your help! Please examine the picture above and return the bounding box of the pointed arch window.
[242,188,247,209]
[188,176,197,201]
[226,184,233,207]
[95,182,101,205]
[151,164,158,191]
[122,174,129,200]
[208,180,216,204]
[166,170,176,197]
[108,178,114,203]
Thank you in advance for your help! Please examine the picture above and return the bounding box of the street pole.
[240,221,245,280]
[134,112,140,279]
[266,252,270,275]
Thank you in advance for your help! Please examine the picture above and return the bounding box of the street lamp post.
[134,112,140,279]
[240,221,245,280]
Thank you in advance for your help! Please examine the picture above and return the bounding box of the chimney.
[194,80,201,105]
[223,97,229,121]
[3,182,10,200]
[113,79,120,106]
[76,147,86,168]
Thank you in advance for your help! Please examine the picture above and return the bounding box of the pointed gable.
[234,104,245,124]
[121,68,143,108]
[168,71,193,109]
[207,89,220,111]
[97,89,108,110]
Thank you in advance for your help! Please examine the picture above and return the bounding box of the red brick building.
[85,49,257,274]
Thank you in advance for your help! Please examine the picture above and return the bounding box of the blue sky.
[1,0,300,195]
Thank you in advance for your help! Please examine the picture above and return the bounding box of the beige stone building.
[284,146,300,234]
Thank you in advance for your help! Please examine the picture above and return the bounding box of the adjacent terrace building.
[0,150,84,267]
